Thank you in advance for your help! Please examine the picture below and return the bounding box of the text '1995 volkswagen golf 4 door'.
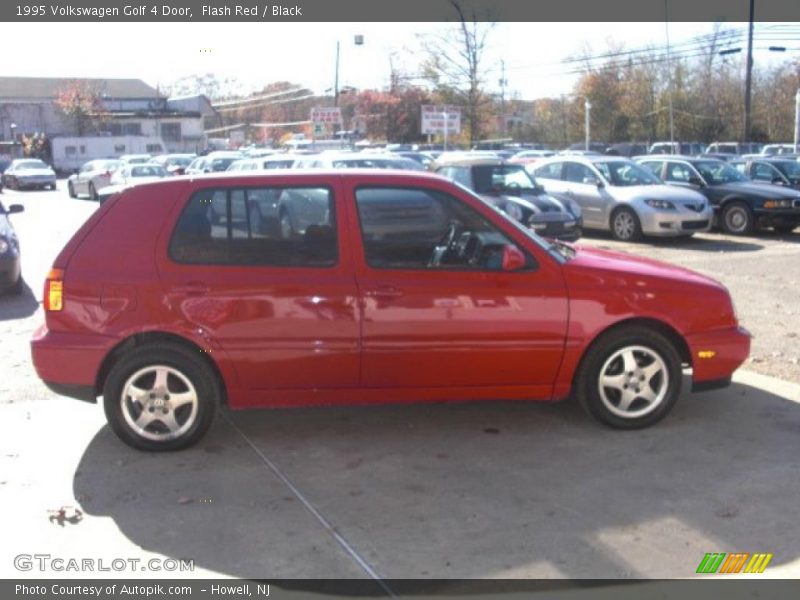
[31,171,750,450]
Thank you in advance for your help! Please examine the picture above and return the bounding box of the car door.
[158,177,360,391]
[562,161,608,228]
[75,162,94,194]
[345,176,569,393]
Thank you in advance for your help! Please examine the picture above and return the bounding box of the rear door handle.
[364,286,403,299]
[171,282,210,296]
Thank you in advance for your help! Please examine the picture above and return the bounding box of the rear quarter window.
[168,186,337,268]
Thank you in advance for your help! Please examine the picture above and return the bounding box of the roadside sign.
[311,107,343,125]
[422,105,461,135]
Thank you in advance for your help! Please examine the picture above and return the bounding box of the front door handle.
[364,286,403,299]
[171,282,210,296]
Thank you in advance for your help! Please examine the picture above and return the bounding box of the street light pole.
[334,40,340,107]
[743,0,755,142]
[794,88,800,154]
[584,99,591,151]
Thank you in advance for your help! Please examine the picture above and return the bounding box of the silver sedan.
[531,156,712,241]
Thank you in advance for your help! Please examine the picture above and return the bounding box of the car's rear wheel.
[610,207,642,242]
[575,326,681,429]
[67,182,76,198]
[103,343,219,451]
[721,201,754,235]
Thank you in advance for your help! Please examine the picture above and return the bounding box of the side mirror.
[688,176,705,187]
[7,204,24,214]
[501,245,526,272]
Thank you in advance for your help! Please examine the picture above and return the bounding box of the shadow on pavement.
[0,280,39,321]
[580,230,764,253]
[73,380,800,580]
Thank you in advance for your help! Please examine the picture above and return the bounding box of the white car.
[67,159,124,200]
[109,164,168,186]
[1,159,56,191]
[532,156,713,241]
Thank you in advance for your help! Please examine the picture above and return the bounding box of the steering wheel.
[429,221,461,267]
[439,221,460,249]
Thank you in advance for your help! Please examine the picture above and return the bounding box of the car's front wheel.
[721,201,754,235]
[67,182,76,198]
[610,207,642,242]
[576,326,681,429]
[103,342,219,451]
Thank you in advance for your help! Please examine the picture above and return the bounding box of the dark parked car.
[605,142,648,157]
[730,157,800,191]
[0,200,24,294]
[0,157,12,193]
[30,171,749,450]
[434,158,583,241]
[638,155,800,234]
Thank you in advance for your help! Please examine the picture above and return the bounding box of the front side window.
[752,162,781,182]
[355,186,529,272]
[692,161,748,184]
[169,186,337,268]
[564,162,597,184]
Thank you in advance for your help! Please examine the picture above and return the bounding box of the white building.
[0,77,212,153]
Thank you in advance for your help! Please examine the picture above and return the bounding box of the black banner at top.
[3,0,800,22]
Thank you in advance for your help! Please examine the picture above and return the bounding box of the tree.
[419,0,495,143]
[54,80,106,136]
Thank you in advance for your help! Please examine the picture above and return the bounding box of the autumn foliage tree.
[54,80,106,136]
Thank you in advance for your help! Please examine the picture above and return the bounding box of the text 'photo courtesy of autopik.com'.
[2,0,800,599]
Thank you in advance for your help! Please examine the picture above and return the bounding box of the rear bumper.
[30,324,114,398]
[686,326,751,388]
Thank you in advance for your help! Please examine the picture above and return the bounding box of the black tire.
[103,342,219,451]
[610,207,643,242]
[773,223,797,234]
[89,182,98,201]
[721,201,754,235]
[67,182,76,198]
[575,326,682,429]
[7,275,23,296]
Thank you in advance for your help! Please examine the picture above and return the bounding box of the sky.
[3,21,796,100]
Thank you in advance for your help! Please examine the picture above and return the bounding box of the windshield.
[693,160,748,184]
[592,161,661,186]
[775,161,800,181]
[16,160,48,170]
[473,164,537,193]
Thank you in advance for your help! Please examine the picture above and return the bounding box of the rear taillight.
[44,268,64,311]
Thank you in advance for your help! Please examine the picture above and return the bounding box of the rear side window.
[534,161,563,180]
[169,186,337,268]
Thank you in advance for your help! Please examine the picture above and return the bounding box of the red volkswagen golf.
[31,171,750,451]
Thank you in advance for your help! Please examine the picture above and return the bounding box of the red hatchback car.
[31,171,750,450]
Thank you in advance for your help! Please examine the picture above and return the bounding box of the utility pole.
[743,0,755,142]
[664,0,675,146]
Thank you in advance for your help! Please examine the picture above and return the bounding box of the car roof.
[183,169,447,184]
[433,157,509,167]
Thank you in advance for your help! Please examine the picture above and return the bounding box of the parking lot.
[1,182,800,581]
